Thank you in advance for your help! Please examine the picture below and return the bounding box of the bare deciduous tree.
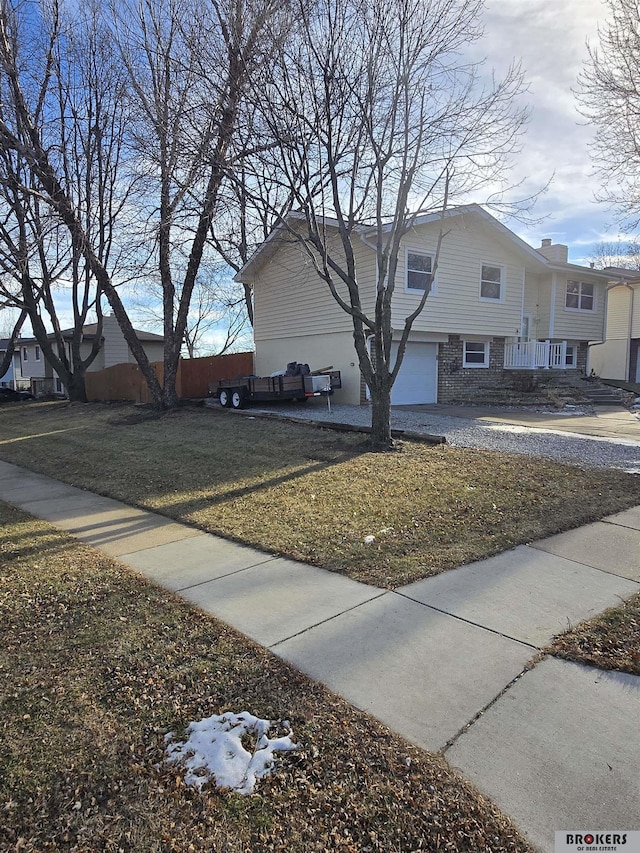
[578,0,640,228]
[132,266,252,357]
[249,0,528,447]
[590,237,640,270]
[110,0,283,406]
[0,0,156,400]
[0,0,284,407]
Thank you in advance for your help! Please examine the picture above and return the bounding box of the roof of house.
[234,203,609,283]
[18,323,164,345]
[58,323,164,342]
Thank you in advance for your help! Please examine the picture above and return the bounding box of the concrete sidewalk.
[1,459,638,853]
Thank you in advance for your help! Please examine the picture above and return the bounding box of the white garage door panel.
[390,342,437,405]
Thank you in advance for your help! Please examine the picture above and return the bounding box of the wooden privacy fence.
[85,352,254,403]
[179,352,254,398]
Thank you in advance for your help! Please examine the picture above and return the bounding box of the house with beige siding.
[236,204,613,405]
[16,314,165,396]
[589,278,640,383]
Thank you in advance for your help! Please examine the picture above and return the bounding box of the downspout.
[520,268,526,337]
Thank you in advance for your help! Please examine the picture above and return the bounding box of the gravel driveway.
[247,402,640,473]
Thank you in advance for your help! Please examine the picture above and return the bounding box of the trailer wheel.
[231,389,245,409]
[219,388,230,407]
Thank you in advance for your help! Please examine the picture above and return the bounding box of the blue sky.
[477,0,621,263]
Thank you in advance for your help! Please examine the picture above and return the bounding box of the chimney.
[538,238,568,264]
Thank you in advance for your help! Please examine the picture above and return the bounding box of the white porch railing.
[504,340,568,370]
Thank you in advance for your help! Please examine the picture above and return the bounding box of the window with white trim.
[480,263,503,301]
[565,345,576,367]
[406,251,434,293]
[22,347,28,362]
[463,340,489,368]
[565,280,594,311]
[35,345,41,361]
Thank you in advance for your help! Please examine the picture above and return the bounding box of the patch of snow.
[364,535,376,545]
[165,711,300,794]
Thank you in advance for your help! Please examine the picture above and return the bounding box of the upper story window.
[22,347,28,362]
[406,250,434,293]
[565,280,594,311]
[480,263,504,301]
[35,345,41,361]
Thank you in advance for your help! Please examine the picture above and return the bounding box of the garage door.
[390,342,437,405]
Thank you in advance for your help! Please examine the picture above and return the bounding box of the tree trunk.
[65,370,88,402]
[161,362,180,409]
[369,383,393,449]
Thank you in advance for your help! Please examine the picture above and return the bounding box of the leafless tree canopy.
[246,0,528,446]
[590,237,640,270]
[0,1,129,398]
[0,0,527,421]
[0,0,285,405]
[578,0,640,228]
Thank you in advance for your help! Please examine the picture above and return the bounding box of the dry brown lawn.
[1,401,639,589]
[0,502,534,852]
[548,592,640,676]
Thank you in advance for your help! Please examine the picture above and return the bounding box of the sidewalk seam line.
[528,544,640,583]
[394,591,540,650]
[441,652,547,754]
[268,591,388,649]
[171,558,280,591]
[602,518,640,534]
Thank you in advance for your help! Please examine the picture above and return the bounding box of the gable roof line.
[235,204,554,281]
[17,323,164,344]
[235,203,616,281]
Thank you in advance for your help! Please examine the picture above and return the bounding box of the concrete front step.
[583,395,625,405]
[580,386,625,404]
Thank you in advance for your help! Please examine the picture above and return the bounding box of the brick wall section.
[437,335,589,403]
[438,335,508,403]
[577,341,588,375]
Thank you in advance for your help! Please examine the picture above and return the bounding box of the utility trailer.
[214,370,342,409]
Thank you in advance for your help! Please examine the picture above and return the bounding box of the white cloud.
[472,0,626,252]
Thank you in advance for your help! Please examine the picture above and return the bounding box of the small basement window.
[463,341,489,368]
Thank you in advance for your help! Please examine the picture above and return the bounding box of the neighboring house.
[235,204,614,405]
[16,314,165,396]
[588,277,640,383]
[0,339,19,388]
